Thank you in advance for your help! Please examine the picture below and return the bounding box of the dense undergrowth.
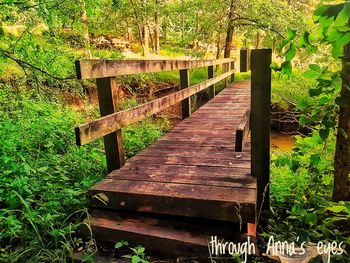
[0,83,168,262]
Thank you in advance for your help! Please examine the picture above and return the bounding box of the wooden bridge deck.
[89,81,256,224]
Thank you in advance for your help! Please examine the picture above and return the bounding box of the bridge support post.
[230,61,235,83]
[240,49,247,72]
[180,69,191,119]
[207,65,215,99]
[97,77,125,173]
[251,49,272,216]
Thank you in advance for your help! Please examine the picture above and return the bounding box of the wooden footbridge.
[74,49,272,260]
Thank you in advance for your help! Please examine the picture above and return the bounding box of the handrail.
[75,69,234,145]
[74,58,235,172]
[75,58,233,79]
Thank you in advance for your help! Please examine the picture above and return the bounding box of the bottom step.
[83,210,257,261]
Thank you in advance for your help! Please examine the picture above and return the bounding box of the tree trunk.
[333,43,350,201]
[142,25,150,57]
[224,0,235,58]
[255,31,260,49]
[81,0,91,58]
[153,0,160,54]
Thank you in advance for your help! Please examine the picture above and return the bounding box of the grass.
[0,84,169,262]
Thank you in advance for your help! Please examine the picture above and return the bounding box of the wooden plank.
[180,69,190,119]
[231,61,235,82]
[128,155,251,168]
[251,49,272,212]
[240,49,247,72]
[106,171,256,189]
[87,210,255,260]
[96,77,125,172]
[121,163,251,177]
[76,69,234,145]
[89,180,256,222]
[76,58,233,79]
[208,65,215,99]
[235,109,251,153]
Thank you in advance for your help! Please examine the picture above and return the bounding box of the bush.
[0,85,168,262]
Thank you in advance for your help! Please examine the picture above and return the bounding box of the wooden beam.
[75,69,234,145]
[207,65,215,99]
[235,108,250,153]
[180,69,190,119]
[96,77,125,172]
[230,61,235,82]
[240,49,247,72]
[251,49,272,213]
[76,58,233,79]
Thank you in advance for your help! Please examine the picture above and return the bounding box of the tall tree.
[224,0,236,58]
[333,42,350,201]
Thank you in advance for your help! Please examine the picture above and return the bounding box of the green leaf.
[115,240,129,249]
[296,99,308,110]
[313,5,330,17]
[270,62,281,71]
[334,3,350,27]
[299,116,308,126]
[332,32,350,58]
[303,70,320,78]
[285,44,297,61]
[281,61,292,75]
[299,32,310,47]
[327,27,343,42]
[319,128,329,140]
[286,28,297,41]
[318,96,329,105]
[309,88,322,97]
[132,255,141,263]
[327,205,346,213]
[304,212,318,226]
[309,64,321,73]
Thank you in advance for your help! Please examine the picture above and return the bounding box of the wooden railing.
[74,58,235,173]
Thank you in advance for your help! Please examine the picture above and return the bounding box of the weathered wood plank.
[180,69,190,119]
[76,58,233,79]
[76,69,234,145]
[95,77,125,172]
[251,49,272,212]
[87,210,255,260]
[207,65,215,99]
[106,171,256,189]
[240,49,248,72]
[128,155,251,168]
[235,109,251,153]
[90,179,256,222]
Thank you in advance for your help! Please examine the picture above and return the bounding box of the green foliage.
[123,116,169,158]
[115,241,149,263]
[0,86,168,261]
[268,132,349,261]
[271,70,316,110]
[0,84,104,262]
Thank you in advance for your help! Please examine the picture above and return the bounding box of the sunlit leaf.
[286,28,297,41]
[285,44,297,61]
[281,61,292,75]
[334,3,350,27]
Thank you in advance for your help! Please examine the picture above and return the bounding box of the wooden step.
[83,210,256,261]
[89,177,256,223]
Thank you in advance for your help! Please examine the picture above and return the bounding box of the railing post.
[240,48,247,72]
[251,49,272,214]
[230,61,235,83]
[222,62,229,88]
[207,65,215,99]
[96,77,125,173]
[180,69,190,118]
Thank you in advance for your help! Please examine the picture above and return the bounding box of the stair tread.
[85,210,256,260]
